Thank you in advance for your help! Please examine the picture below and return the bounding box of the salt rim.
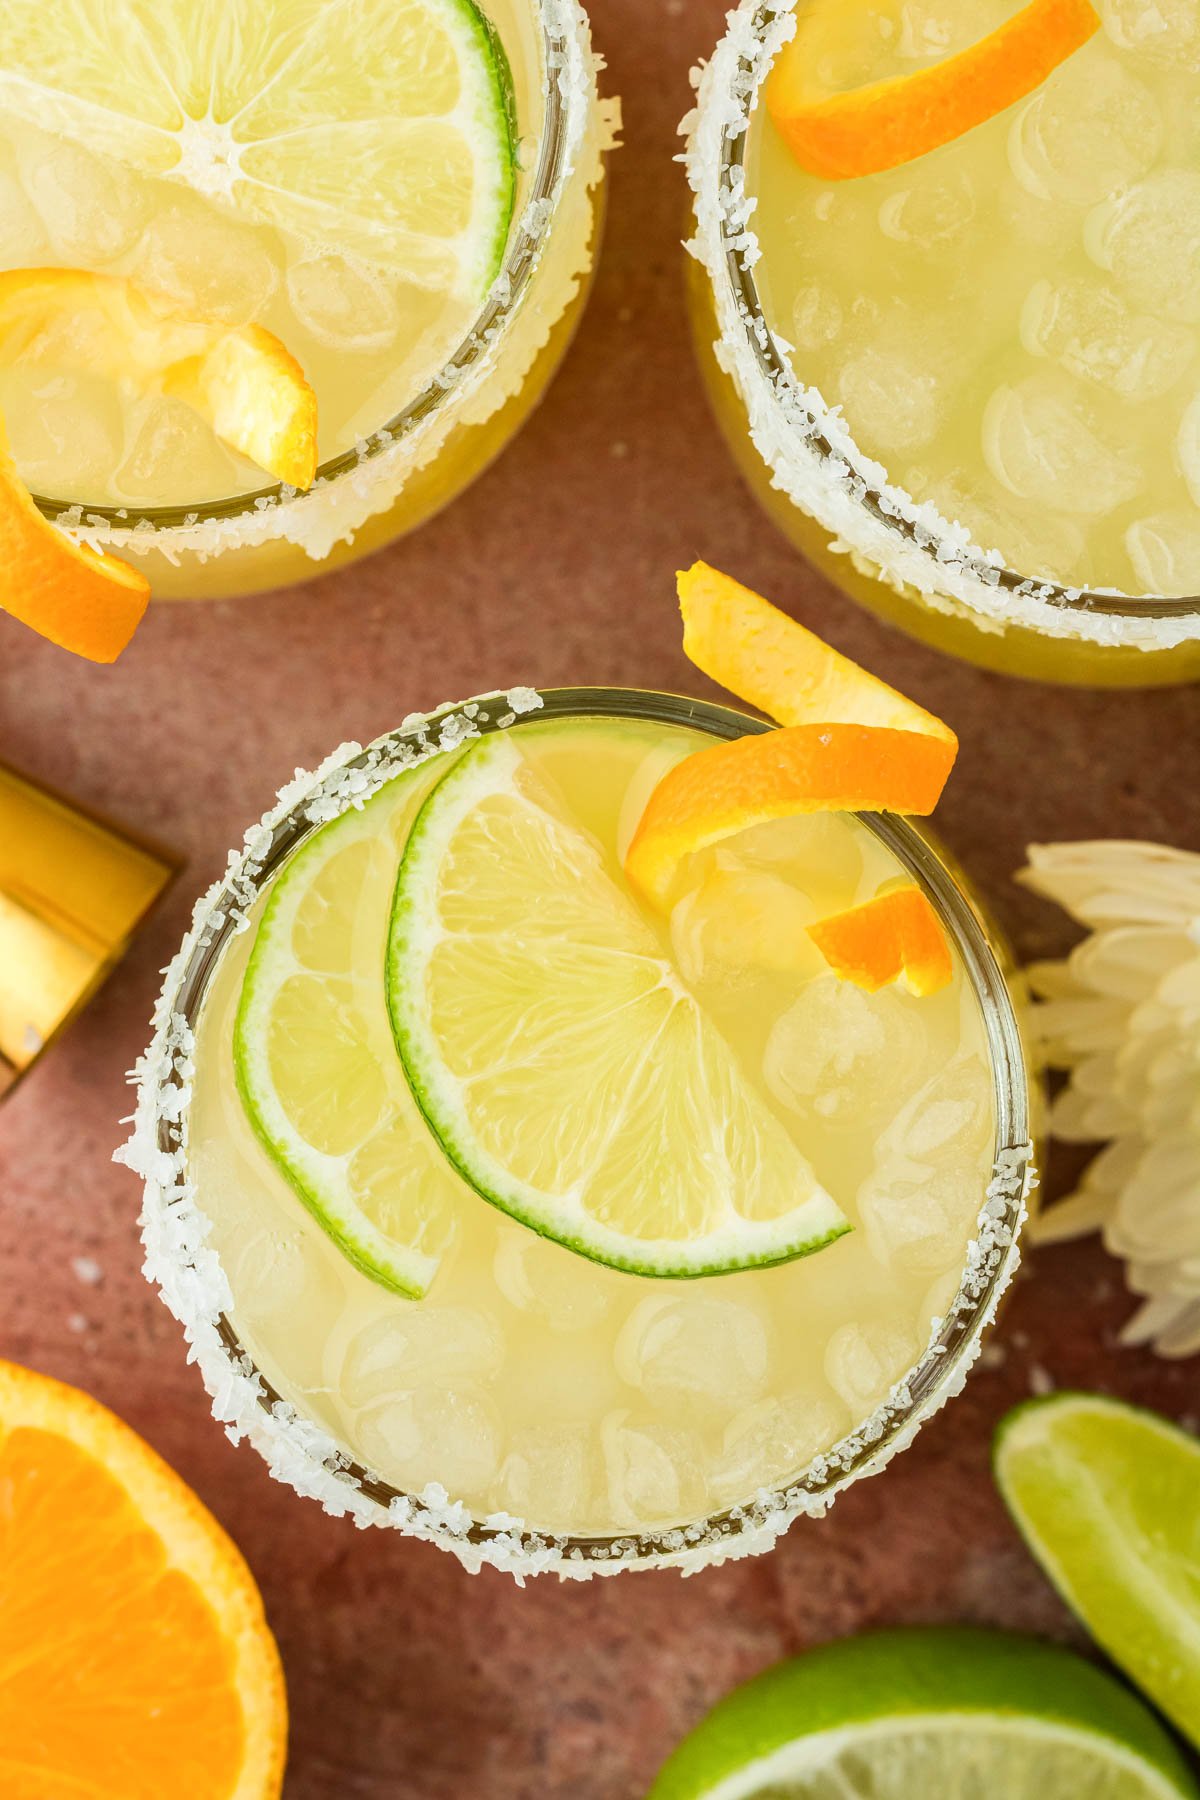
[54,0,618,569]
[117,688,1034,1581]
[681,0,1200,654]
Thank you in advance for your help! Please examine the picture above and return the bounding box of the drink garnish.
[648,1623,1198,1800]
[767,0,1101,181]
[996,1393,1200,1751]
[624,564,958,911]
[0,1356,287,1798]
[0,268,318,489]
[235,758,464,1301]
[387,722,850,1280]
[0,414,149,662]
[808,885,953,996]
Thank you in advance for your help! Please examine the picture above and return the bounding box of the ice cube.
[228,1227,348,1393]
[286,253,402,353]
[341,1305,503,1408]
[669,868,826,988]
[116,395,243,506]
[763,977,929,1128]
[837,344,947,457]
[0,167,48,262]
[1021,277,1195,403]
[824,1319,920,1414]
[878,170,976,247]
[918,470,1085,583]
[1008,53,1161,207]
[357,1387,502,1498]
[896,0,1012,58]
[1100,0,1200,70]
[3,374,123,501]
[891,1056,994,1164]
[790,278,844,351]
[601,1412,705,1526]
[1086,170,1200,325]
[133,199,279,324]
[718,812,865,902]
[493,1224,616,1331]
[1125,509,1200,595]
[708,1389,849,1508]
[982,375,1143,515]
[500,1424,594,1529]
[858,1162,982,1274]
[614,1292,770,1419]
[18,129,147,264]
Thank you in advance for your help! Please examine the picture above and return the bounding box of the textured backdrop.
[2,3,1198,1795]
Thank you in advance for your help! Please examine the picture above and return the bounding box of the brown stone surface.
[2,4,1199,1795]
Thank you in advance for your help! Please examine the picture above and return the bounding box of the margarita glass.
[122,687,1031,1579]
[685,1,1200,686]
[0,0,615,600]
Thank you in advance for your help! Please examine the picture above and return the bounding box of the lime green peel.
[648,1626,1199,1800]
[996,1391,1200,1752]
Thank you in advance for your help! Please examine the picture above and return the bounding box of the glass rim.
[34,0,590,535]
[126,684,1033,1578]
[690,0,1200,633]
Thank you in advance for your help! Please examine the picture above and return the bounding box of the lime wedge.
[0,0,515,297]
[995,1392,1200,1749]
[648,1626,1199,1800]
[234,758,471,1298]
[386,724,848,1279]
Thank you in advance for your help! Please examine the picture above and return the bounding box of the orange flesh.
[0,1360,286,1799]
[808,884,954,994]
[767,0,1102,181]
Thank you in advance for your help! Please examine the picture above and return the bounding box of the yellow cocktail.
[686,1,1200,684]
[0,0,616,599]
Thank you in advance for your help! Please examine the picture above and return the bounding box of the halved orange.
[767,0,1101,182]
[624,564,958,909]
[0,415,149,663]
[0,1358,287,1799]
[808,884,953,994]
[0,268,317,489]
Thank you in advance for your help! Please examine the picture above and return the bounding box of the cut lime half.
[648,1626,1199,1800]
[386,723,848,1279]
[996,1392,1200,1750]
[234,756,473,1298]
[0,0,516,298]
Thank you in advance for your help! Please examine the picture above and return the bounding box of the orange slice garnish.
[0,268,317,489]
[0,1358,287,1798]
[624,564,958,910]
[767,0,1101,182]
[0,415,149,662]
[808,884,953,995]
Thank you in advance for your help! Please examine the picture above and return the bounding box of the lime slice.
[386,724,848,1279]
[0,0,515,297]
[234,757,472,1298]
[996,1392,1200,1749]
[648,1626,1199,1800]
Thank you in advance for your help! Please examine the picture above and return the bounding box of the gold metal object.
[0,765,177,1097]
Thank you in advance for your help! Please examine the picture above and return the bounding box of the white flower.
[1020,841,1200,1360]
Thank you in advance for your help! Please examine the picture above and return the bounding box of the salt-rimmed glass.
[52,0,615,602]
[121,686,1032,1578]
[683,0,1200,688]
